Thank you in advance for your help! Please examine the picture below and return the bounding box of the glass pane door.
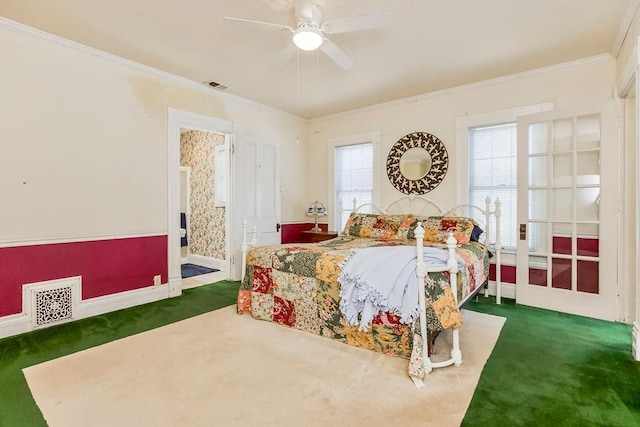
[516,102,618,321]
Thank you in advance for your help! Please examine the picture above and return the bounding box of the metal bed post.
[445,232,461,366]
[494,198,502,304]
[413,221,432,388]
[484,197,492,298]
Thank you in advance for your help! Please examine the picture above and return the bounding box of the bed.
[238,196,501,387]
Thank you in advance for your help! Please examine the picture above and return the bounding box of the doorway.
[167,109,233,297]
[178,132,228,289]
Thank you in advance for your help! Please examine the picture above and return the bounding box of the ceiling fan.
[224,0,389,70]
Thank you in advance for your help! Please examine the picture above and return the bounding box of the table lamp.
[306,200,327,232]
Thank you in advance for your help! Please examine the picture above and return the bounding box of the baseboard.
[0,284,170,340]
[486,280,516,301]
[188,254,226,271]
[76,284,169,319]
[633,321,639,361]
[168,276,182,298]
[0,313,32,339]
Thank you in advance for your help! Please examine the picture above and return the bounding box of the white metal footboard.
[411,223,461,388]
[445,196,502,304]
[410,196,501,388]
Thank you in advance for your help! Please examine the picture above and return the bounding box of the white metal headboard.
[338,195,447,231]
[339,195,501,234]
[443,197,502,248]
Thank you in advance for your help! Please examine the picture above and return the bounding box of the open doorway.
[167,109,233,297]
[179,130,229,288]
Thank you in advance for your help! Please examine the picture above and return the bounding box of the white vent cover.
[205,80,229,91]
[23,276,81,329]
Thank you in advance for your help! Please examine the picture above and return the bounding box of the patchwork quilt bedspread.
[237,235,489,380]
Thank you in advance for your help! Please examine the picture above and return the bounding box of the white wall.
[0,18,307,246]
[308,56,617,220]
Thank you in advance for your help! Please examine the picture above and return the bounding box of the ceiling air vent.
[205,80,228,91]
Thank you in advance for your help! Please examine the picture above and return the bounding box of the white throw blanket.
[338,245,465,331]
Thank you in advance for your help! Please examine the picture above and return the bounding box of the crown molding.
[611,0,640,58]
[0,16,299,121]
[315,54,614,123]
[0,16,616,127]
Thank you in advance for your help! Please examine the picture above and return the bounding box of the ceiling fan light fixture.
[293,26,323,51]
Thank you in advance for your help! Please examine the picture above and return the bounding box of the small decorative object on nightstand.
[301,230,338,243]
[306,200,327,232]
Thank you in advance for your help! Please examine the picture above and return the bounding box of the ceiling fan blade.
[321,11,390,34]
[277,42,298,64]
[224,16,293,32]
[310,4,323,26]
[320,38,355,70]
[294,0,313,22]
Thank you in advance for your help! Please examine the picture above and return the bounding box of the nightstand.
[300,230,338,243]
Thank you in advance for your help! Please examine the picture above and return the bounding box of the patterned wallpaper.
[180,130,226,260]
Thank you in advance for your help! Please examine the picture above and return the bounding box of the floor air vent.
[24,276,81,329]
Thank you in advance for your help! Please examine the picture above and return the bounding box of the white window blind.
[469,123,517,249]
[335,143,373,229]
[214,145,227,207]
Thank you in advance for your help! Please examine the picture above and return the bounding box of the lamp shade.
[293,27,324,51]
[307,201,327,216]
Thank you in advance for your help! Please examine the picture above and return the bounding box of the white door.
[238,137,281,245]
[515,102,619,321]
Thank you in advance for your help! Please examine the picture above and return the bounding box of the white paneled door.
[238,137,281,246]
[515,102,619,321]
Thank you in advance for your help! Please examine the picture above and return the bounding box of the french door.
[515,102,619,321]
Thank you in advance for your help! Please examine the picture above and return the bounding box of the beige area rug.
[24,307,505,427]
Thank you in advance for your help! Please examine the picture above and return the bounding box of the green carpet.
[0,280,241,426]
[462,297,640,427]
[2,284,639,426]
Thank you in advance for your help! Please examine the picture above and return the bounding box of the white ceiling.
[1,0,635,119]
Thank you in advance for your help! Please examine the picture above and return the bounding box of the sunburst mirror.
[386,132,449,194]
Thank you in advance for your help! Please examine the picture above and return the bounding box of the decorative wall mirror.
[386,132,449,194]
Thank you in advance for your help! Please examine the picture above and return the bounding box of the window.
[469,123,517,249]
[456,102,553,253]
[335,143,373,227]
[328,131,381,231]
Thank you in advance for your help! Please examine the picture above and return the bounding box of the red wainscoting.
[281,223,328,243]
[489,263,516,284]
[0,236,167,317]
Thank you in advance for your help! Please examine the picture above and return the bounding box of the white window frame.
[456,102,553,262]
[327,131,381,231]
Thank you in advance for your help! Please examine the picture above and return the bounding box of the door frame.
[515,102,620,321]
[616,40,639,359]
[167,108,234,297]
[179,166,191,264]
